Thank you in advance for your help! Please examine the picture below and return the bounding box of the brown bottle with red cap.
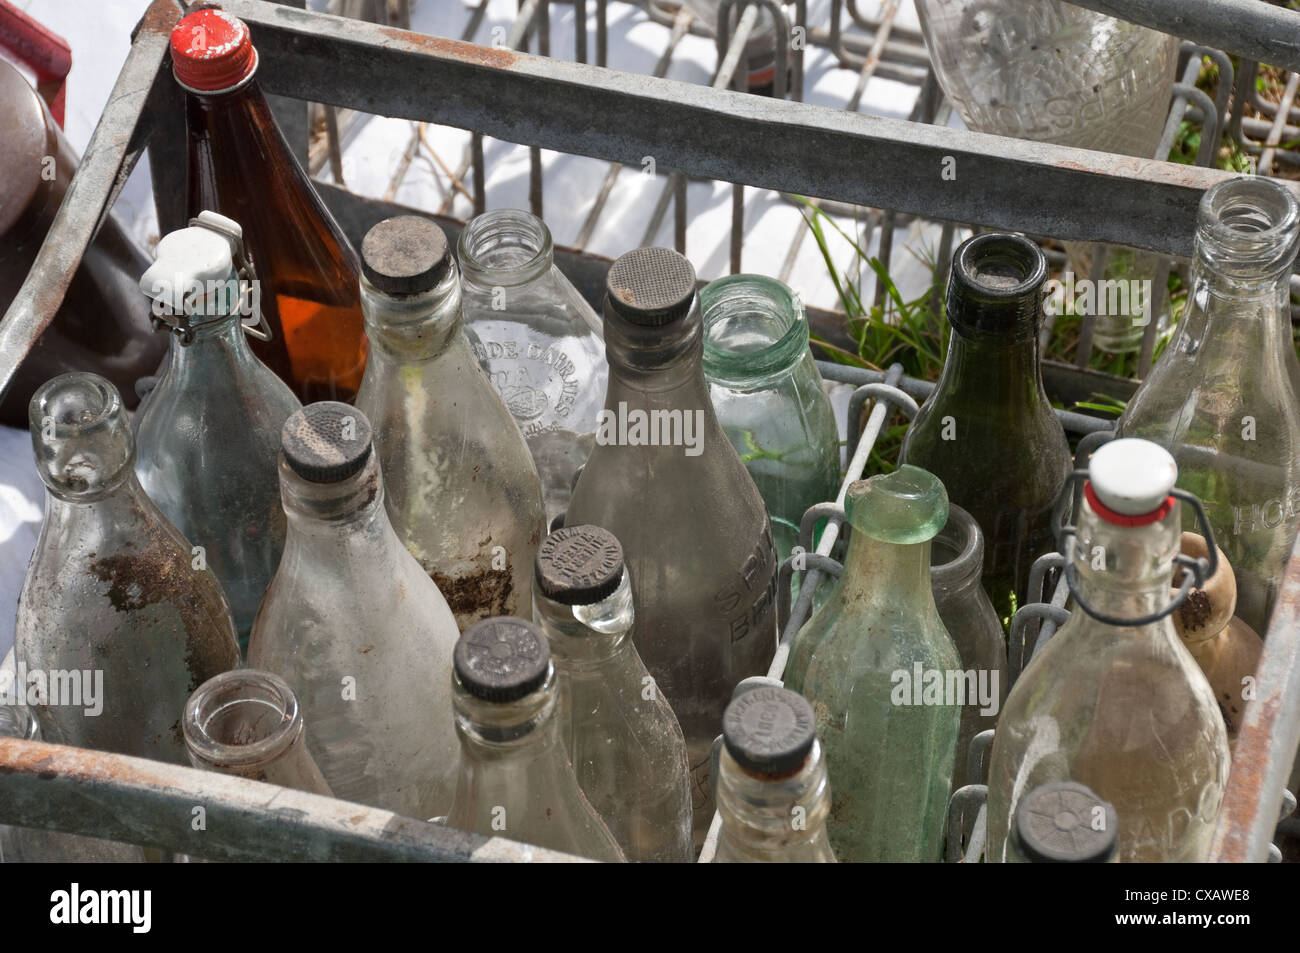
[169,7,366,403]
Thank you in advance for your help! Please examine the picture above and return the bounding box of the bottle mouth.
[458,209,554,287]
[929,503,983,581]
[846,465,949,544]
[947,233,1047,339]
[1197,177,1300,278]
[700,275,808,380]
[29,373,133,497]
[183,670,303,771]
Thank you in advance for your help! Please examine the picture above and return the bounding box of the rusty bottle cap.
[454,617,551,703]
[281,402,373,483]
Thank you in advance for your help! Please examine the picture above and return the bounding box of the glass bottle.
[565,247,778,845]
[457,209,608,527]
[700,274,840,565]
[355,216,545,628]
[247,402,462,819]
[15,372,240,763]
[1118,176,1300,635]
[986,439,1231,863]
[913,0,1179,351]
[135,213,302,651]
[785,466,961,862]
[532,524,693,862]
[680,0,792,96]
[444,617,627,862]
[713,685,837,863]
[183,669,332,795]
[1006,781,1118,863]
[0,704,148,863]
[170,8,367,403]
[900,232,1072,626]
[930,503,1008,788]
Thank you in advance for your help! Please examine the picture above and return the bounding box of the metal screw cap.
[361,215,451,295]
[535,525,625,606]
[281,402,372,483]
[604,246,696,326]
[454,617,551,702]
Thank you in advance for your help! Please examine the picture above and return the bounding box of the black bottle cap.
[361,215,451,295]
[604,246,696,326]
[535,525,625,606]
[281,402,373,483]
[1015,781,1118,863]
[722,686,817,779]
[946,232,1047,339]
[454,617,551,702]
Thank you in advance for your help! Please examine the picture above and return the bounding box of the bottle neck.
[934,324,1048,414]
[604,305,707,393]
[839,529,934,606]
[458,209,556,289]
[278,452,387,534]
[533,573,635,669]
[716,742,832,854]
[164,310,253,379]
[1171,254,1294,364]
[452,673,560,753]
[1070,493,1182,621]
[360,267,463,362]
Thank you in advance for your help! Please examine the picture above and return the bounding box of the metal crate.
[1,0,1298,862]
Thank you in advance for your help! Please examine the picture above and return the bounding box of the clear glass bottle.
[135,213,301,651]
[900,233,1072,626]
[247,402,462,819]
[785,466,962,862]
[458,209,607,527]
[986,439,1231,862]
[0,703,148,863]
[183,669,332,794]
[930,503,1008,788]
[532,524,693,862]
[1118,177,1300,634]
[713,685,837,863]
[171,8,368,402]
[355,216,545,628]
[680,0,792,96]
[15,372,240,763]
[1006,781,1118,863]
[913,0,1179,351]
[445,617,627,862]
[700,274,840,565]
[565,247,778,845]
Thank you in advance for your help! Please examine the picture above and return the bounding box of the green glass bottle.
[785,466,962,862]
[900,233,1071,625]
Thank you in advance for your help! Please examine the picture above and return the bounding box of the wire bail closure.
[1053,468,1220,628]
[149,212,273,346]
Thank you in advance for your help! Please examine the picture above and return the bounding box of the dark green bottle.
[899,233,1070,625]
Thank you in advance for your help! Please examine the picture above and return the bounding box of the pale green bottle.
[785,465,962,862]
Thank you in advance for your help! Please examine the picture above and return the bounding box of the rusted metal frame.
[0,0,181,403]
[0,738,587,862]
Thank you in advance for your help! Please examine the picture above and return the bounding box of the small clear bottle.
[0,704,147,863]
[458,209,607,527]
[986,439,1231,862]
[1006,781,1118,863]
[700,274,840,564]
[565,247,778,845]
[713,686,837,863]
[355,216,545,628]
[532,524,693,863]
[16,372,240,763]
[785,466,962,862]
[1118,176,1300,634]
[444,617,627,862]
[930,503,1008,787]
[135,212,301,651]
[247,402,462,820]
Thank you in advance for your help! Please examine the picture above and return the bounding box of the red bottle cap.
[170,9,258,92]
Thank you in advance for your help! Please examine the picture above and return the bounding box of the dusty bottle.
[247,402,462,819]
[565,246,778,845]
[532,524,693,862]
[713,686,837,863]
[786,466,961,862]
[986,439,1231,862]
[0,704,148,863]
[15,372,240,763]
[900,233,1072,625]
[930,503,1008,787]
[700,274,840,564]
[1118,176,1300,634]
[170,8,367,402]
[1007,781,1118,863]
[445,617,627,862]
[355,216,545,627]
[458,209,607,526]
[135,212,301,651]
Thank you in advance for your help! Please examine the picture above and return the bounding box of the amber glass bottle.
[170,8,366,403]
